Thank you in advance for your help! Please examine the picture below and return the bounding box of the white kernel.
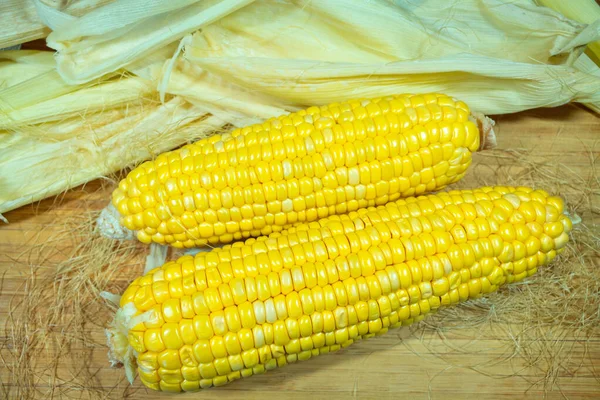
[283,160,293,178]
[304,136,315,153]
[253,300,266,324]
[503,193,521,208]
[264,299,277,323]
[282,199,293,212]
[348,167,360,185]
[322,128,334,144]
[253,326,266,347]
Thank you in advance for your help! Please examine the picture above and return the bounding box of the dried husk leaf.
[40,0,255,84]
[0,0,50,48]
[142,59,287,125]
[535,0,600,64]
[0,75,154,129]
[0,96,225,214]
[185,53,600,115]
[182,0,600,115]
[190,0,597,65]
[0,0,114,49]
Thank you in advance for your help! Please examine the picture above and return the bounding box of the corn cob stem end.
[97,203,135,241]
[470,112,497,150]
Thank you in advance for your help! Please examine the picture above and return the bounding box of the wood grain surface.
[0,105,598,399]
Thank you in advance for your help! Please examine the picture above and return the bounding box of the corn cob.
[106,186,572,392]
[108,93,483,248]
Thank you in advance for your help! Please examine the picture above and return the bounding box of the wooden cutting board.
[0,105,598,399]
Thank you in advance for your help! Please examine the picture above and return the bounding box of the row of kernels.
[132,186,455,247]
[115,121,475,220]
[195,296,426,358]
[115,94,466,196]
[144,202,476,290]
[228,123,314,151]
[161,203,506,290]
[323,95,460,125]
[136,274,460,392]
[152,110,441,183]
[141,336,362,392]
[159,260,443,335]
[120,173,491,247]
[125,190,562,303]
[136,260,449,348]
[123,167,452,235]
[155,143,459,203]
[140,301,399,376]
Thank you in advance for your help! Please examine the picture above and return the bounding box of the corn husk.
[185,53,600,116]
[30,0,600,115]
[0,0,113,49]
[139,59,287,125]
[0,50,55,88]
[574,54,600,113]
[3,0,600,217]
[37,0,600,84]
[193,0,594,64]
[0,95,228,214]
[0,0,49,49]
[0,74,154,129]
[180,0,600,115]
[0,42,183,130]
[37,0,255,84]
[535,0,600,64]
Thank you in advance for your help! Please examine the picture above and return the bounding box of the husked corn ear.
[107,186,572,392]
[110,93,481,248]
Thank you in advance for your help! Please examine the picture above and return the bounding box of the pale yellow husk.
[0,0,49,49]
[182,0,600,115]
[39,0,255,84]
[535,0,600,64]
[190,0,593,64]
[2,0,600,217]
[0,95,229,214]
[42,0,600,82]
[535,0,600,111]
[184,53,600,116]
[0,0,113,49]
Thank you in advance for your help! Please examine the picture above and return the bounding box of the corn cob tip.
[106,304,139,384]
[565,211,581,225]
[98,203,135,241]
[470,112,496,150]
[106,303,157,384]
